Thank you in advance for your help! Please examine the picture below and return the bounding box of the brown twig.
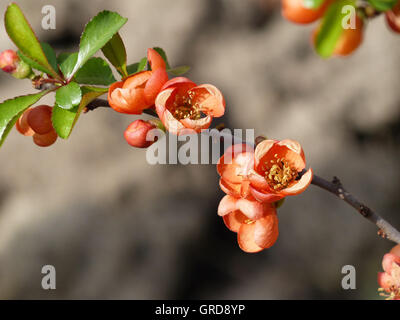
[310,173,400,245]
[32,77,61,91]
[84,98,158,117]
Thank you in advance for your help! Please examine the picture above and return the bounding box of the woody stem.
[84,98,158,117]
[309,172,400,245]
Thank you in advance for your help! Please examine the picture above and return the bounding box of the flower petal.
[390,244,400,257]
[155,88,185,134]
[191,84,225,117]
[144,68,169,105]
[147,48,166,71]
[248,170,271,190]
[218,195,237,217]
[218,144,253,167]
[254,139,277,168]
[234,151,255,175]
[180,116,212,134]
[255,140,306,173]
[382,253,400,274]
[378,272,394,292]
[281,168,313,196]
[219,163,243,185]
[217,144,254,183]
[278,139,306,167]
[110,87,147,114]
[238,223,264,253]
[223,210,247,233]
[278,139,304,156]
[236,198,273,221]
[250,186,284,203]
[122,71,152,89]
[108,80,124,111]
[162,109,186,135]
[160,77,197,93]
[254,214,279,249]
[219,178,241,198]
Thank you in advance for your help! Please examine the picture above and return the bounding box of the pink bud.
[124,119,157,148]
[0,50,19,73]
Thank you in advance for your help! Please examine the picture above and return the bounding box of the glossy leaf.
[168,65,190,76]
[367,0,397,11]
[315,0,355,58]
[0,91,50,147]
[4,3,60,79]
[74,57,116,85]
[52,87,108,139]
[58,52,78,78]
[126,57,148,76]
[126,62,139,75]
[137,57,148,72]
[55,82,82,110]
[41,43,59,74]
[18,42,59,75]
[66,10,127,79]
[303,0,325,9]
[101,33,128,77]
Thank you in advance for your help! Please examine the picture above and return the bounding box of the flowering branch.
[82,100,400,246]
[310,173,400,245]
[3,1,400,298]
[82,99,400,245]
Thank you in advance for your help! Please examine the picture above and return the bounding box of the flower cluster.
[281,0,364,57]
[108,48,225,147]
[378,245,400,300]
[217,140,313,253]
[16,105,58,147]
[282,0,400,58]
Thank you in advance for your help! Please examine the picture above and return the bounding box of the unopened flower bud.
[124,119,158,148]
[0,50,18,73]
[0,50,32,79]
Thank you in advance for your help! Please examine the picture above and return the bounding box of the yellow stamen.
[378,285,400,300]
[170,90,204,120]
[264,157,298,191]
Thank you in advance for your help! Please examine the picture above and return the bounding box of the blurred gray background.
[0,0,400,299]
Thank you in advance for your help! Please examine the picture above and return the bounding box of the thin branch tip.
[311,174,400,245]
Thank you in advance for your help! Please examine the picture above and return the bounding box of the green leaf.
[367,0,397,11]
[126,57,147,76]
[168,65,190,76]
[55,82,82,110]
[52,86,108,139]
[153,47,170,69]
[126,63,139,75]
[58,52,78,78]
[137,57,148,72]
[66,10,128,79]
[41,43,59,73]
[0,91,50,147]
[18,42,59,75]
[303,0,325,9]
[18,50,48,74]
[5,3,60,79]
[74,57,116,85]
[315,0,355,58]
[101,33,128,77]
